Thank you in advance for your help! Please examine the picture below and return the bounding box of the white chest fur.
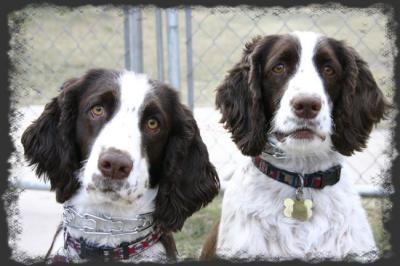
[216,158,377,262]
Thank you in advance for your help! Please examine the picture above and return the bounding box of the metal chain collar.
[63,206,154,236]
[261,137,287,159]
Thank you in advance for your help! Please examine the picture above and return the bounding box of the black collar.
[252,155,341,189]
[62,226,162,261]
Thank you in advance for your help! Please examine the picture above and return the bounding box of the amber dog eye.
[272,63,285,74]
[91,105,104,117]
[146,118,159,130]
[323,65,335,77]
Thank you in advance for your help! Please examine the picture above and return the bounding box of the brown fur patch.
[200,219,220,261]
[159,232,178,261]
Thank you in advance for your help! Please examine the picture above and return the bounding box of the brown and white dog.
[22,69,220,263]
[200,31,389,262]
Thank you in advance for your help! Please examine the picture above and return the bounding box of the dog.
[21,68,220,263]
[200,31,389,262]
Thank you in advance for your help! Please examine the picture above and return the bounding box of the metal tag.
[283,174,313,221]
[283,198,313,221]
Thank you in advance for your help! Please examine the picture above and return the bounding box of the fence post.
[155,8,164,82]
[124,6,144,73]
[166,8,181,91]
[185,7,194,110]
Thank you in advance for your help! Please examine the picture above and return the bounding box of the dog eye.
[146,118,160,130]
[322,65,335,77]
[272,63,286,74]
[91,105,104,117]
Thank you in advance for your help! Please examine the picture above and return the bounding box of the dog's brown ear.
[328,40,390,156]
[154,88,220,232]
[22,69,119,202]
[21,77,83,203]
[215,35,278,156]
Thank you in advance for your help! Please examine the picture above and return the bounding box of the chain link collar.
[261,139,287,159]
[63,206,154,236]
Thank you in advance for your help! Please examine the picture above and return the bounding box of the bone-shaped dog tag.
[283,198,313,221]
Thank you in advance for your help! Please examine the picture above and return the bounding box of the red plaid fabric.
[52,254,69,263]
[252,156,341,189]
[64,227,163,261]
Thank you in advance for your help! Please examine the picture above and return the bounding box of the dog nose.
[98,149,133,180]
[291,96,322,119]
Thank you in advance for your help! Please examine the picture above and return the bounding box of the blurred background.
[7,4,395,262]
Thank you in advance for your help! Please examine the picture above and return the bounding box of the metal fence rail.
[11,179,393,198]
[124,7,144,73]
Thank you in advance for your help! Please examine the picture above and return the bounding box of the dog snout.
[291,95,322,119]
[98,149,133,180]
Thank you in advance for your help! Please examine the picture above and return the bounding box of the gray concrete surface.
[12,190,62,259]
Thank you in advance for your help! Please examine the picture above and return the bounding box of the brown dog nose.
[98,149,133,180]
[291,96,322,119]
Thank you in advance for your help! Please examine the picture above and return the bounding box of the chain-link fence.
[8,4,394,258]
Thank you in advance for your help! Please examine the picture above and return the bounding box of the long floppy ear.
[154,91,220,232]
[21,77,82,203]
[215,35,277,156]
[330,40,390,156]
